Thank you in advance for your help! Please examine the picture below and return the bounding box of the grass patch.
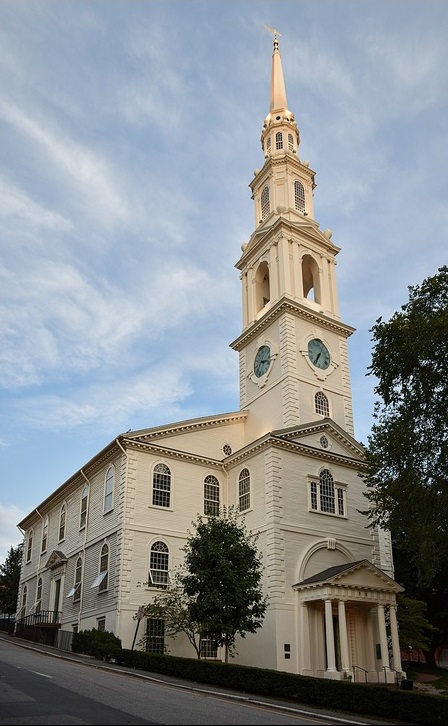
[403,661,448,697]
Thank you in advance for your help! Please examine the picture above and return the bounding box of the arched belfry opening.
[302,254,321,304]
[255,261,270,314]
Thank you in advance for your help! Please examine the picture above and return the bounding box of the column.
[299,602,312,675]
[338,599,350,674]
[377,604,390,679]
[389,604,403,673]
[324,599,337,674]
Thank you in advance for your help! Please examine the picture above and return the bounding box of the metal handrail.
[17,610,62,628]
[352,665,368,683]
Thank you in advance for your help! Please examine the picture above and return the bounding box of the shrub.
[72,628,122,661]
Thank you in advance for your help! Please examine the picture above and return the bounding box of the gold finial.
[264,24,281,39]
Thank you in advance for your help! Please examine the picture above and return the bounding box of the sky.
[1,0,447,564]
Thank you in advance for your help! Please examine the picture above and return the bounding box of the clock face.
[254,345,271,377]
[308,338,330,370]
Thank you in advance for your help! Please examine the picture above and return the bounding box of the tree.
[0,544,23,615]
[362,265,448,663]
[396,594,436,655]
[180,506,268,663]
[140,571,204,658]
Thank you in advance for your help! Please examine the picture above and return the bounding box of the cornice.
[230,297,355,351]
[224,431,366,471]
[123,410,248,442]
[236,216,338,270]
[121,439,224,469]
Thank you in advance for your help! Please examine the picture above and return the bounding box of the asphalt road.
[0,636,406,725]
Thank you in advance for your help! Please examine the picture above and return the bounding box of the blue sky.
[1,0,447,563]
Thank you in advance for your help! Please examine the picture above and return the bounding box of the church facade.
[16,36,404,684]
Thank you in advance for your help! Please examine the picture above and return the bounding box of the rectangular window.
[26,534,33,563]
[91,572,107,589]
[152,470,170,507]
[73,583,81,603]
[309,480,345,516]
[200,638,218,659]
[146,618,165,654]
[97,617,106,632]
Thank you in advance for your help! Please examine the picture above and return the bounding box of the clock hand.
[315,352,321,363]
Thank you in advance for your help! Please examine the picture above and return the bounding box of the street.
[0,638,401,725]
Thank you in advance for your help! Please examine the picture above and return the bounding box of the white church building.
[16,35,404,684]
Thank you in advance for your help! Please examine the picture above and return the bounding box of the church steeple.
[261,30,300,162]
[231,33,356,440]
[269,31,288,112]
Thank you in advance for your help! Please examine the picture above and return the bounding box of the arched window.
[302,254,322,303]
[152,463,171,508]
[288,133,294,152]
[41,516,48,553]
[315,391,329,416]
[19,584,27,617]
[35,577,42,613]
[266,136,271,153]
[26,529,33,563]
[74,557,82,602]
[255,260,270,313]
[238,469,250,512]
[80,485,89,529]
[149,541,169,587]
[104,465,114,513]
[98,543,109,592]
[59,504,66,542]
[275,131,283,150]
[294,180,305,213]
[309,470,345,516]
[261,186,270,220]
[204,475,219,516]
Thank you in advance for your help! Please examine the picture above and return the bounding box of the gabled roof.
[44,550,67,570]
[272,418,366,458]
[295,559,404,595]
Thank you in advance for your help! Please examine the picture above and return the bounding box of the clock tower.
[231,33,355,443]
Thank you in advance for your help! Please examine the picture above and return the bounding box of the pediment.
[45,550,67,570]
[272,419,365,461]
[295,559,403,595]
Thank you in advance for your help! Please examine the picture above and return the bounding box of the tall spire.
[261,28,299,158]
[268,29,288,112]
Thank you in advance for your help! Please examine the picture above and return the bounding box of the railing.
[17,610,62,628]
[352,665,368,683]
[389,667,404,687]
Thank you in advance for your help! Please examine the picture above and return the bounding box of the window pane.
[319,470,335,513]
[239,469,250,511]
[153,464,171,507]
[150,542,169,586]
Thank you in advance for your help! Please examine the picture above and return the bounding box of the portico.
[294,560,405,683]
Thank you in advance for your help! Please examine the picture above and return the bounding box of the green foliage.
[180,506,268,662]
[140,571,203,657]
[363,266,448,586]
[116,647,448,726]
[396,594,437,652]
[72,628,122,661]
[0,544,23,615]
[362,266,448,660]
